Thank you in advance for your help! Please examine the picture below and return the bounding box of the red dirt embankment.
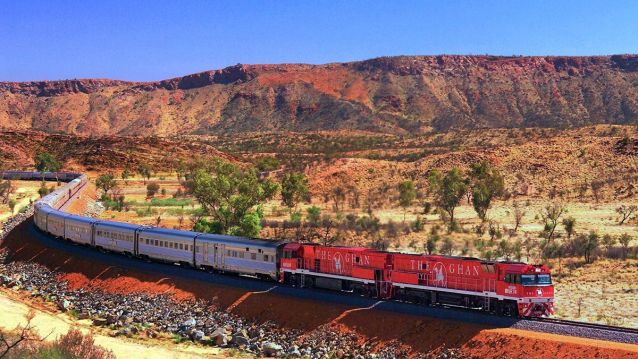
[2,220,638,358]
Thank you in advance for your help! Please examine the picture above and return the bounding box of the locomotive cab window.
[521,274,552,286]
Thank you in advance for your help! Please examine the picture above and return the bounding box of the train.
[3,171,554,317]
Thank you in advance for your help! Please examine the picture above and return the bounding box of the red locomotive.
[280,243,554,317]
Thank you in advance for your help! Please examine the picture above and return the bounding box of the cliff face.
[1,55,638,136]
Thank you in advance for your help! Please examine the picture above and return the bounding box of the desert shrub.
[255,156,280,172]
[412,216,425,232]
[146,182,160,197]
[2,328,114,359]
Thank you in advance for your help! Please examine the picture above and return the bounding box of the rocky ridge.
[2,55,638,135]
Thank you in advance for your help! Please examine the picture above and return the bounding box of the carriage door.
[203,243,209,265]
[219,244,225,267]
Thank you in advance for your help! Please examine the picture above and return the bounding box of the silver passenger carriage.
[34,203,53,231]
[64,214,97,245]
[196,234,283,280]
[46,210,69,237]
[138,227,197,265]
[94,221,141,255]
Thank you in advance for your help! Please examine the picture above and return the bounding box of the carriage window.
[264,254,269,262]
[227,250,231,256]
[258,249,263,254]
[196,246,200,253]
[179,243,183,250]
[355,256,360,263]
[239,252,244,258]
[246,247,249,251]
[251,253,257,260]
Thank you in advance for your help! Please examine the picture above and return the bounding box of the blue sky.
[1,1,637,81]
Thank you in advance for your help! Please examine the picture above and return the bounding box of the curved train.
[3,171,554,317]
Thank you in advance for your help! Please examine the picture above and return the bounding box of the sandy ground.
[0,180,43,222]
[0,289,238,359]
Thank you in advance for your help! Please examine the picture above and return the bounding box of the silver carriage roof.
[197,233,284,249]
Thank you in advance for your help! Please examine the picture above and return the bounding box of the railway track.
[534,317,638,335]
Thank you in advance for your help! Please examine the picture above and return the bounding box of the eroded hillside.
[1,55,638,136]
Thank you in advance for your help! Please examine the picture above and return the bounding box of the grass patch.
[127,198,194,207]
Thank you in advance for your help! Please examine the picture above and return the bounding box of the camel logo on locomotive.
[432,262,447,286]
[314,248,370,274]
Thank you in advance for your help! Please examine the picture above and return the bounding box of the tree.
[398,180,416,222]
[0,179,14,204]
[189,158,278,236]
[439,236,454,255]
[121,168,131,180]
[540,203,565,242]
[96,173,117,197]
[255,156,280,172]
[618,233,632,260]
[562,216,576,239]
[146,182,160,198]
[583,231,600,264]
[281,172,309,211]
[601,234,616,257]
[34,152,61,178]
[330,186,347,213]
[425,227,441,254]
[137,164,152,184]
[37,182,49,198]
[428,168,467,225]
[0,310,44,358]
[8,198,16,214]
[306,206,321,225]
[468,162,505,221]
[512,201,526,233]
[616,205,638,225]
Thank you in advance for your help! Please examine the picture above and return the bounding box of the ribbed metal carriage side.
[94,220,141,254]
[196,233,284,279]
[137,227,199,265]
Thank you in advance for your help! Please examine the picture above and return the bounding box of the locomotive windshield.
[521,274,552,286]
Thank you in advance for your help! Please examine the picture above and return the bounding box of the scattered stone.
[262,342,283,356]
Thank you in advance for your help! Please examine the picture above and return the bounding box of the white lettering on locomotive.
[314,248,371,273]
[447,263,480,276]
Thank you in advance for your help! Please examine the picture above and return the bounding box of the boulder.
[92,318,108,326]
[190,330,205,342]
[210,327,228,346]
[231,335,249,347]
[262,342,283,357]
[181,318,196,327]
